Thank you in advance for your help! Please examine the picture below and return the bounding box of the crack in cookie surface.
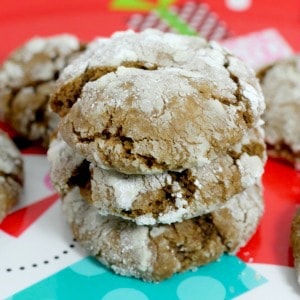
[51,62,159,116]
[52,30,265,174]
[58,66,254,174]
[49,127,265,225]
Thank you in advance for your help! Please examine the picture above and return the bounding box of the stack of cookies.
[48,29,266,281]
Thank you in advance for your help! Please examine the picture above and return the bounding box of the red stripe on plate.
[0,193,60,237]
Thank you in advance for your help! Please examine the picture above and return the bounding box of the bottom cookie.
[0,130,23,222]
[62,184,263,282]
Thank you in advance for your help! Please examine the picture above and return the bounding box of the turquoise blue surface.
[9,254,266,300]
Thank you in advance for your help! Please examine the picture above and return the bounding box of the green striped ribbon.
[155,7,199,36]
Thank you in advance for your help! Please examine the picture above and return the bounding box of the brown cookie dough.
[51,29,265,174]
[257,55,300,168]
[0,130,23,222]
[62,183,264,282]
[48,127,265,224]
[0,34,85,147]
[291,208,300,285]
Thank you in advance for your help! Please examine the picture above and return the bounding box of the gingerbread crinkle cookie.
[51,29,265,174]
[62,183,264,282]
[48,126,265,225]
[0,130,23,222]
[257,55,300,168]
[0,34,85,147]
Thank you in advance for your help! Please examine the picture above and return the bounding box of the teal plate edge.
[8,254,267,300]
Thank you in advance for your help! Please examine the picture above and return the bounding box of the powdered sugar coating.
[0,131,23,222]
[1,34,80,87]
[62,183,263,281]
[49,126,265,224]
[0,34,83,146]
[0,133,22,174]
[258,55,300,167]
[52,29,265,174]
[47,133,84,195]
[237,154,264,188]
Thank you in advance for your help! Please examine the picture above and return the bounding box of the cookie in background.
[0,34,85,148]
[258,55,300,287]
[0,130,23,223]
[257,55,300,169]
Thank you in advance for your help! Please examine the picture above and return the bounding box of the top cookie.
[0,34,84,147]
[52,29,265,174]
[257,55,300,167]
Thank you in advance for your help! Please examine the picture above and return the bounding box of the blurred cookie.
[62,183,263,281]
[291,208,300,285]
[0,34,84,147]
[257,55,300,168]
[0,130,23,222]
[48,127,265,225]
[51,29,265,174]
